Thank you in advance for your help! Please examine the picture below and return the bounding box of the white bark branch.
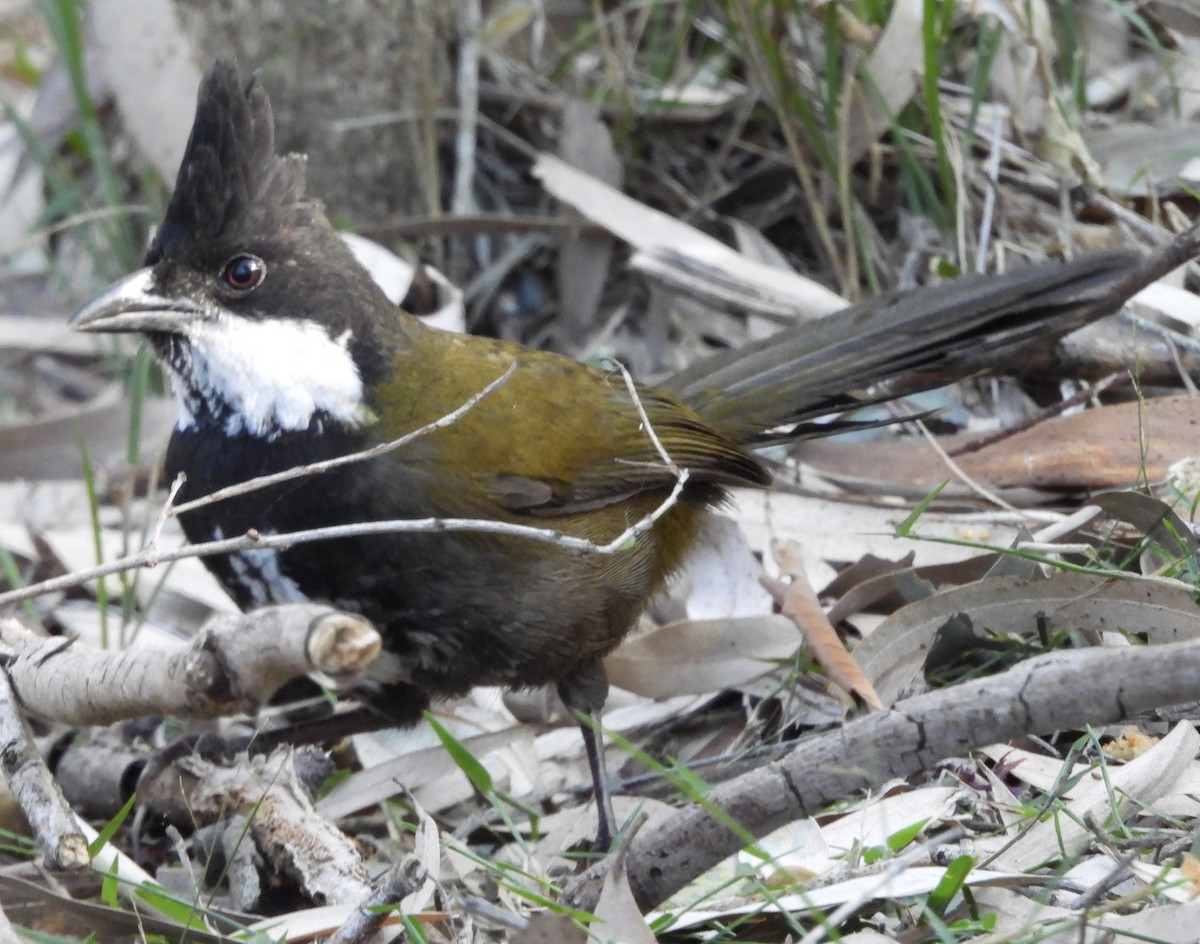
[0,606,379,726]
[0,668,88,870]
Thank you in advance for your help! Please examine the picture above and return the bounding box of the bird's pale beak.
[71,268,203,334]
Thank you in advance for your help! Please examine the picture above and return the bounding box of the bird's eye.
[221,254,265,292]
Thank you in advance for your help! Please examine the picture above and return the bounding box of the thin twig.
[0,662,88,869]
[448,0,481,286]
[913,417,1021,513]
[976,108,1005,272]
[147,473,187,549]
[797,828,966,944]
[1123,311,1200,359]
[0,360,697,608]
[948,372,1129,457]
[0,476,691,609]
[607,359,681,474]
[327,860,420,944]
[170,363,516,518]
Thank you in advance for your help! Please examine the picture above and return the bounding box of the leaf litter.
[4,0,1200,941]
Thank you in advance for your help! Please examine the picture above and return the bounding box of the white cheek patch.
[175,315,372,438]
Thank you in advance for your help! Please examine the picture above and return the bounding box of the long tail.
[669,227,1200,445]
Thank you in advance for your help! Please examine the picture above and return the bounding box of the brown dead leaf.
[797,395,1200,494]
[773,542,882,708]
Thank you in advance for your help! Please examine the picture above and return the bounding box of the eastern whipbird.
[71,60,1200,851]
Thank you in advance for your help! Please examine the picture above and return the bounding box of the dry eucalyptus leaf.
[535,695,706,761]
[0,873,220,943]
[982,742,1200,819]
[983,0,1049,136]
[667,512,773,621]
[402,794,441,914]
[854,571,1200,706]
[533,154,847,319]
[1078,0,1132,82]
[1128,280,1200,330]
[798,395,1200,493]
[89,0,201,181]
[727,218,803,343]
[657,865,1030,932]
[837,932,904,944]
[604,614,798,699]
[592,832,658,944]
[979,722,1200,871]
[1091,490,1198,571]
[751,786,964,880]
[729,488,1020,574]
[1148,0,1200,36]
[844,0,923,163]
[513,912,587,944]
[775,541,881,708]
[1065,898,1200,942]
[1086,124,1200,196]
[323,717,523,819]
[555,99,620,337]
[341,233,465,333]
[531,795,677,862]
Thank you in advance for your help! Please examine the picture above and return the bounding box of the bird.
[70,61,1197,851]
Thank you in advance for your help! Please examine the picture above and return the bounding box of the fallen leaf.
[797,395,1200,493]
[604,615,799,698]
[774,541,882,708]
[979,722,1200,870]
[853,571,1200,706]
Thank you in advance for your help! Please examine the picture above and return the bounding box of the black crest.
[149,60,310,261]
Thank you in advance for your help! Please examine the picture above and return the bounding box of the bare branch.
[170,362,517,518]
[0,664,89,869]
[0,357,690,610]
[607,358,682,475]
[0,488,693,608]
[0,607,379,725]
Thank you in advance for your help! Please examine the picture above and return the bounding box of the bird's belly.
[168,427,669,697]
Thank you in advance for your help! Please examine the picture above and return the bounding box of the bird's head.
[72,60,389,439]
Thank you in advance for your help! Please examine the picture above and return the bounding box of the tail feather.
[667,250,1148,443]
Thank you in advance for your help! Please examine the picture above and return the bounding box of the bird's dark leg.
[558,663,617,853]
[578,717,615,852]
